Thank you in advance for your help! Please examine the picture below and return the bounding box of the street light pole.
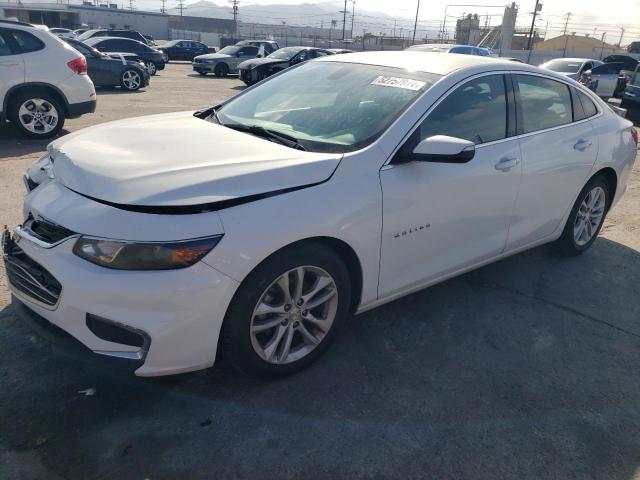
[412,0,421,45]
[342,0,347,41]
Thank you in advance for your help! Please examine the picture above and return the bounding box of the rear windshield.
[542,59,582,73]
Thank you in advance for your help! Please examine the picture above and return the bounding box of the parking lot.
[1,62,640,479]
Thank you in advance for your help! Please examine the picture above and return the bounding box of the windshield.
[268,48,301,60]
[76,30,99,41]
[542,59,583,72]
[218,46,241,55]
[216,62,440,153]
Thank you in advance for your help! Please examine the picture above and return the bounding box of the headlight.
[205,59,217,64]
[72,235,223,270]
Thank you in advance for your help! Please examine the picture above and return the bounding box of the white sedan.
[4,52,637,378]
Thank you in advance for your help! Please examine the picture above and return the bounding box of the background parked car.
[77,29,151,45]
[0,19,95,138]
[238,46,333,85]
[48,27,75,39]
[192,44,259,77]
[406,43,490,55]
[327,48,354,54]
[539,58,601,80]
[235,39,279,57]
[162,39,213,61]
[84,36,166,75]
[584,62,625,99]
[621,64,640,112]
[65,38,149,91]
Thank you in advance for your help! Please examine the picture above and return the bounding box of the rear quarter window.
[516,75,572,133]
[8,30,45,54]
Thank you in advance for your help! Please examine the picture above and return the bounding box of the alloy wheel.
[122,70,141,90]
[146,62,157,75]
[574,186,606,246]
[250,266,339,365]
[17,98,58,135]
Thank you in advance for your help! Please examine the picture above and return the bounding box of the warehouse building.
[0,1,235,43]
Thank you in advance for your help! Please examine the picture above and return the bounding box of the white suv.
[0,20,96,138]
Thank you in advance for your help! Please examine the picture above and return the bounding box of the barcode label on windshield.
[370,76,426,91]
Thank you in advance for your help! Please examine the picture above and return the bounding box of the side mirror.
[396,135,475,164]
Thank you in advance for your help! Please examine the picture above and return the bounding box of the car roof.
[315,51,547,76]
[86,36,142,44]
[546,58,595,63]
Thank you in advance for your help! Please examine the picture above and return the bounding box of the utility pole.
[393,19,397,37]
[350,0,355,39]
[128,0,134,10]
[412,0,420,45]
[160,0,166,13]
[600,32,606,59]
[618,26,625,46]
[341,0,347,41]
[230,0,239,36]
[526,0,540,51]
[177,0,184,16]
[562,12,571,35]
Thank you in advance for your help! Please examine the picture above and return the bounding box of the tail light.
[631,127,638,146]
[67,56,87,75]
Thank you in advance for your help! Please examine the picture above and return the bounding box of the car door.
[378,73,522,297]
[506,74,599,251]
[590,63,621,98]
[192,42,209,58]
[0,29,24,118]
[174,41,189,60]
[231,46,258,71]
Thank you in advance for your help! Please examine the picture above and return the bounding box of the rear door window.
[515,75,572,133]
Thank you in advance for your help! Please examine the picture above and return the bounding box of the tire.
[120,68,143,91]
[554,175,610,255]
[220,242,351,378]
[146,61,157,75]
[8,91,65,139]
[214,63,229,77]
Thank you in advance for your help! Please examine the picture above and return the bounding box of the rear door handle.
[574,139,593,151]
[494,157,520,172]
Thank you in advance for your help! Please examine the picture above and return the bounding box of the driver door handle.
[494,157,519,172]
[574,139,593,151]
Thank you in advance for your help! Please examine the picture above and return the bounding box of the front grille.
[23,214,76,245]
[3,231,62,307]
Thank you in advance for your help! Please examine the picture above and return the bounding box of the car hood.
[239,57,286,69]
[195,53,230,60]
[47,112,341,208]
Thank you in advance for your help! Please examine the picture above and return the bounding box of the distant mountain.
[165,1,439,37]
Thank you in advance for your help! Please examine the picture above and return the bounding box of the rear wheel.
[214,63,229,77]
[221,243,351,377]
[8,92,65,139]
[120,69,142,91]
[554,175,610,255]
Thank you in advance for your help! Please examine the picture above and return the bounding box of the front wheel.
[554,175,610,255]
[214,63,229,77]
[221,243,351,377]
[145,61,157,75]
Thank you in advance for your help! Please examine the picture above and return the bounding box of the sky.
[137,0,640,44]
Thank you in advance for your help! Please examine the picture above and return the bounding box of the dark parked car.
[77,29,150,45]
[327,48,354,54]
[238,46,332,85]
[621,65,640,112]
[84,37,167,75]
[162,39,214,61]
[65,38,149,91]
[235,39,280,56]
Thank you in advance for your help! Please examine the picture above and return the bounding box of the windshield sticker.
[370,76,426,91]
